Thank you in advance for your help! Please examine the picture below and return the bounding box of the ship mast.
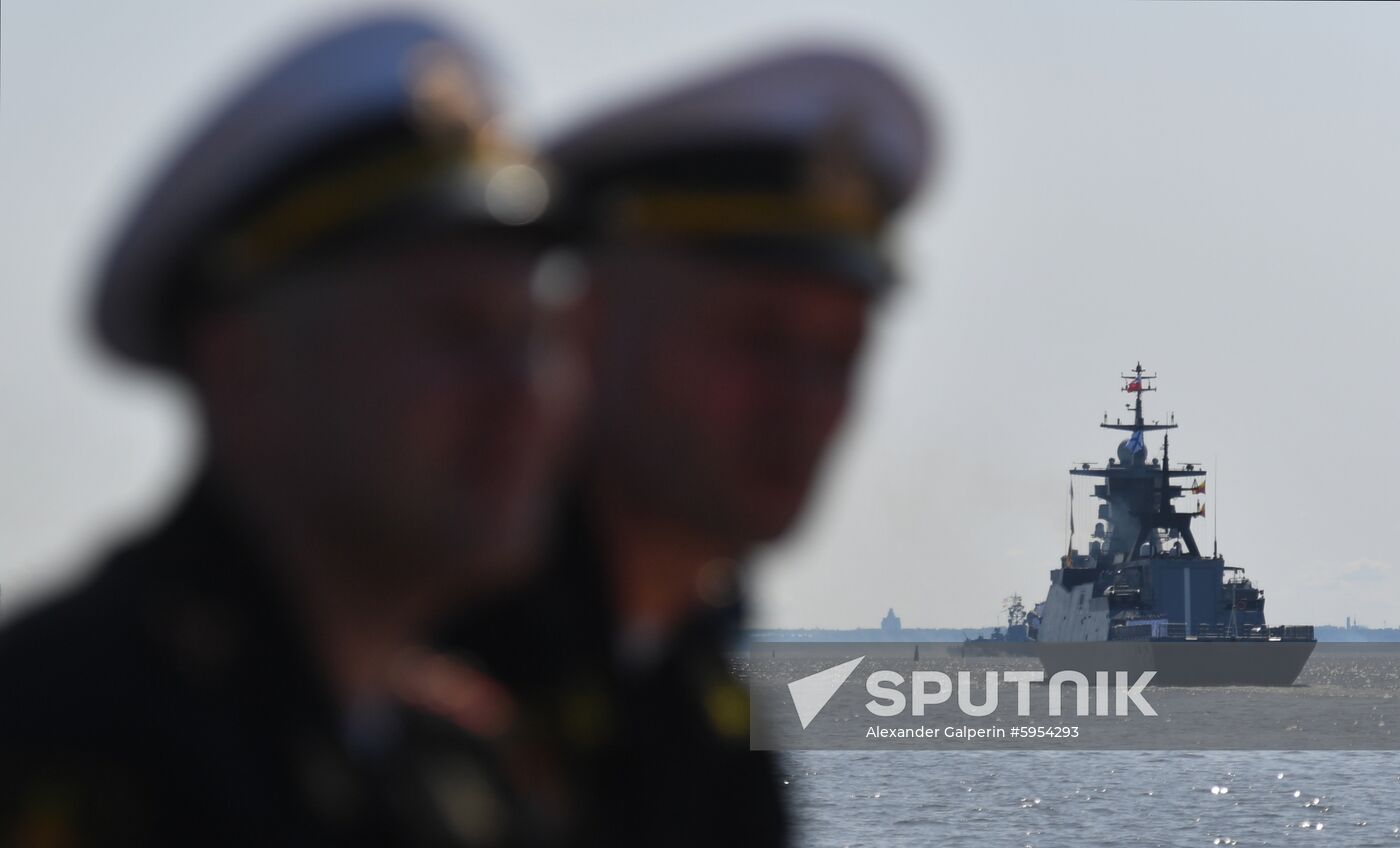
[1101,362,1174,433]
[1071,364,1208,563]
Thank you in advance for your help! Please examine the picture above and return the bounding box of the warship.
[961,594,1039,657]
[1028,364,1315,685]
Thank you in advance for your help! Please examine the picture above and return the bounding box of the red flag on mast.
[1124,379,1142,392]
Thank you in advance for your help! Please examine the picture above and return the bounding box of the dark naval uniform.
[436,496,787,848]
[0,478,539,847]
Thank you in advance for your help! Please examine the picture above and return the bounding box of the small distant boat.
[961,594,1039,657]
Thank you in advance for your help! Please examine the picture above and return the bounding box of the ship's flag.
[1196,502,1206,517]
[1126,429,1145,455]
[1065,479,1075,561]
[1069,480,1075,535]
[1124,379,1142,392]
[1190,479,1206,495]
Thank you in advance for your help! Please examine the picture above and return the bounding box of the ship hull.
[1035,639,1316,686]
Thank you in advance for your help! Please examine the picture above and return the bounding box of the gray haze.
[3,2,1398,629]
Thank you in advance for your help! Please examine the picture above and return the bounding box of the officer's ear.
[187,310,258,401]
[184,260,342,394]
[184,291,309,448]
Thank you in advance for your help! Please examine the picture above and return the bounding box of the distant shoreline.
[745,626,1400,643]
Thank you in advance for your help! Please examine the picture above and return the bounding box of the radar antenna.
[1102,362,1176,433]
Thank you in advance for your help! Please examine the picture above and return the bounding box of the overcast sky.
[3,1,1398,629]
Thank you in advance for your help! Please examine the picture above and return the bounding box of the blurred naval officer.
[451,46,933,847]
[0,13,586,847]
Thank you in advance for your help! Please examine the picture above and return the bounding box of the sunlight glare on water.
[781,750,1400,847]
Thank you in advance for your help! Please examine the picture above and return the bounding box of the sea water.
[758,648,1400,846]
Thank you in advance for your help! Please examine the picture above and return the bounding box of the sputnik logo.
[786,657,1158,729]
[788,656,865,729]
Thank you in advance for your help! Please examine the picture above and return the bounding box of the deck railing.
[1111,623,1314,642]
